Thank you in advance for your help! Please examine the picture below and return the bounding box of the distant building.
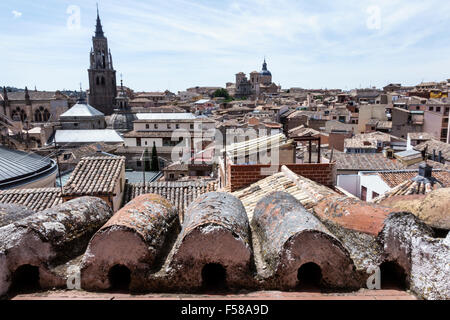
[423,103,449,142]
[1,87,70,126]
[391,108,424,139]
[52,129,124,147]
[235,59,280,98]
[87,8,117,115]
[120,113,215,170]
[59,95,106,130]
[407,132,434,150]
[62,156,126,212]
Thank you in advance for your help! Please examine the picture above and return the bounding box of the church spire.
[77,83,87,104]
[262,57,268,71]
[25,86,31,105]
[2,87,8,101]
[95,4,105,38]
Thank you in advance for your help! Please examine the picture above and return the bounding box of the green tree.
[144,148,151,171]
[150,142,160,171]
[212,88,230,100]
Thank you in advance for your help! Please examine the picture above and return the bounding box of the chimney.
[438,151,442,164]
[432,149,436,161]
[419,163,433,179]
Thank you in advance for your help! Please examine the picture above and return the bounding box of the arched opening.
[34,110,42,122]
[108,264,131,291]
[380,261,407,290]
[297,262,322,290]
[201,263,227,292]
[43,109,50,122]
[9,265,40,294]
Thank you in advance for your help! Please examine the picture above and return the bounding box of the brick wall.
[227,163,336,192]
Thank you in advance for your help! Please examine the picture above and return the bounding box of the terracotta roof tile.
[233,166,337,220]
[0,187,62,212]
[378,170,450,188]
[124,180,218,215]
[63,156,125,196]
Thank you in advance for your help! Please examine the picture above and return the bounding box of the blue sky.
[1,0,450,93]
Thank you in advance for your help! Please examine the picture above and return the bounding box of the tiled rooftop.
[0,188,62,212]
[232,166,336,220]
[377,170,450,188]
[63,156,126,196]
[124,180,218,215]
[414,139,450,160]
[332,153,404,171]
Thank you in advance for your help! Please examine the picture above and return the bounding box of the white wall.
[337,174,359,197]
[359,173,391,201]
[124,138,137,147]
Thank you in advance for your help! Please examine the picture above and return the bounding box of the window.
[136,138,141,146]
[361,186,367,201]
[167,124,171,129]
[146,124,149,129]
[190,124,194,130]
[436,107,441,113]
[154,124,158,129]
[176,124,180,129]
[372,191,379,199]
[136,161,141,167]
[429,106,434,111]
[416,106,420,110]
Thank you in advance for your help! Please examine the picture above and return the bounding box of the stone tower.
[87,6,117,115]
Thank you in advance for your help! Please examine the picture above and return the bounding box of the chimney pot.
[419,163,433,179]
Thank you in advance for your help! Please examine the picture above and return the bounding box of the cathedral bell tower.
[87,5,117,115]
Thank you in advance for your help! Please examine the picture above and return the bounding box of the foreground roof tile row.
[0,188,62,213]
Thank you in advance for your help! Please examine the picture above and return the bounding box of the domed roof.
[260,59,272,76]
[109,112,136,132]
[260,69,272,76]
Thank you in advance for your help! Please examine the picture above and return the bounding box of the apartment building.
[120,113,215,170]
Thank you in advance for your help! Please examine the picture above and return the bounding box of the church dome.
[260,59,272,76]
[109,112,136,132]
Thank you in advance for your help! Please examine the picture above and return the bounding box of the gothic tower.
[87,6,117,115]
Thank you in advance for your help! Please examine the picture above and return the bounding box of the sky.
[1,0,450,93]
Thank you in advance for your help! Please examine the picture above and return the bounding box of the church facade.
[235,59,280,98]
[87,9,117,116]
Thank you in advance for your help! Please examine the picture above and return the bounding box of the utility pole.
[140,149,146,189]
[53,125,63,195]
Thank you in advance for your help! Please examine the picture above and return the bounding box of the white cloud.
[2,0,450,92]
[12,10,22,19]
